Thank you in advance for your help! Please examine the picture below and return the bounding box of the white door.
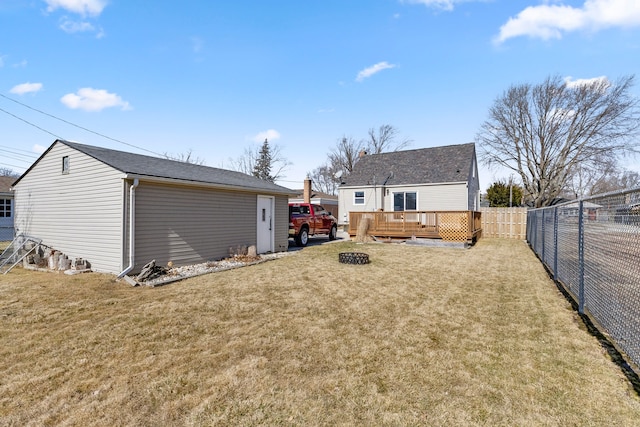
[256,196,274,254]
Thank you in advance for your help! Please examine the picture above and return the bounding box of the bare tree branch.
[365,124,412,154]
[329,136,364,175]
[476,75,640,207]
[308,163,341,196]
[163,149,207,165]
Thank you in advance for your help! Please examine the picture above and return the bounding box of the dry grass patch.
[1,239,639,426]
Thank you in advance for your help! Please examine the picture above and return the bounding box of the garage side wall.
[13,143,125,273]
[134,183,288,272]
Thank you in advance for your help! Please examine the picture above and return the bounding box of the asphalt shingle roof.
[0,176,15,193]
[341,143,476,187]
[15,140,293,195]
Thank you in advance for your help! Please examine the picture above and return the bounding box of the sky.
[1,0,640,191]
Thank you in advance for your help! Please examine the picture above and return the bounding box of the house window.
[354,191,365,205]
[393,192,417,211]
[0,199,11,218]
[62,156,70,174]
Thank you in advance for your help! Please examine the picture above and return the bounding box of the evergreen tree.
[486,180,523,207]
[253,139,274,182]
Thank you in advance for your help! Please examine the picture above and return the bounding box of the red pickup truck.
[289,203,338,246]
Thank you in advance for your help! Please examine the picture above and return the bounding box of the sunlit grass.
[0,239,638,426]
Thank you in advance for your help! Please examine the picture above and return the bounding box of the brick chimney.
[303,177,312,203]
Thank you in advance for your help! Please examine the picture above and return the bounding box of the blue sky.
[1,0,639,191]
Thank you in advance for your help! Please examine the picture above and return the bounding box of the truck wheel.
[296,227,309,247]
[329,225,337,241]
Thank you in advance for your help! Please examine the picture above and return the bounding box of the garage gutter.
[117,178,139,278]
[123,173,294,196]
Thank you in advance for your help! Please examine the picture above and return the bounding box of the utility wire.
[0,144,40,156]
[0,93,164,157]
[0,152,33,164]
[0,161,26,170]
[0,106,61,139]
[0,147,39,159]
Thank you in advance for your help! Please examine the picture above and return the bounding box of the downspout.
[117,178,139,278]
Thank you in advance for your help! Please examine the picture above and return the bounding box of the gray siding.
[339,183,469,221]
[133,183,289,272]
[13,142,125,273]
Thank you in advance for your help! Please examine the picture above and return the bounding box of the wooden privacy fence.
[348,211,482,243]
[480,207,528,239]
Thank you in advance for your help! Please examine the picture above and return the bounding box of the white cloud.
[252,129,281,143]
[60,88,131,112]
[59,19,95,33]
[33,144,47,154]
[356,61,397,82]
[191,36,204,53]
[564,75,609,88]
[45,0,107,17]
[495,0,640,44]
[9,82,43,95]
[401,0,480,12]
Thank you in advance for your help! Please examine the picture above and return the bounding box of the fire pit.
[338,252,370,265]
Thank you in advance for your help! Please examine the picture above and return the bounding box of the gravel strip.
[141,251,296,287]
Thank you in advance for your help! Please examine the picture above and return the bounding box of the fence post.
[541,209,546,263]
[553,207,558,281]
[578,200,585,314]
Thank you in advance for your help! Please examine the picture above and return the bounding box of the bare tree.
[564,156,619,199]
[365,124,411,154]
[0,167,20,178]
[477,75,640,207]
[227,146,257,175]
[586,169,640,196]
[308,163,341,195]
[163,149,206,165]
[228,140,290,182]
[328,136,364,175]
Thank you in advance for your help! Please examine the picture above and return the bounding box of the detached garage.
[12,139,293,275]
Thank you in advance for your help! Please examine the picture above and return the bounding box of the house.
[289,178,339,221]
[11,139,293,275]
[338,143,480,222]
[0,176,15,241]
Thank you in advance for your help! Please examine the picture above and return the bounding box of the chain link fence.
[527,187,640,371]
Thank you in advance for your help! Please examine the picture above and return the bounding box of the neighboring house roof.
[290,189,338,201]
[341,143,476,187]
[0,176,15,193]
[13,140,294,195]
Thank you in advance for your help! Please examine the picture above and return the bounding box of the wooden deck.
[347,211,482,243]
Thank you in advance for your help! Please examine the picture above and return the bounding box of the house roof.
[341,143,476,187]
[0,176,15,193]
[13,140,294,195]
[290,189,338,201]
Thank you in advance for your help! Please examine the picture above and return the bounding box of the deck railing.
[347,210,482,242]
